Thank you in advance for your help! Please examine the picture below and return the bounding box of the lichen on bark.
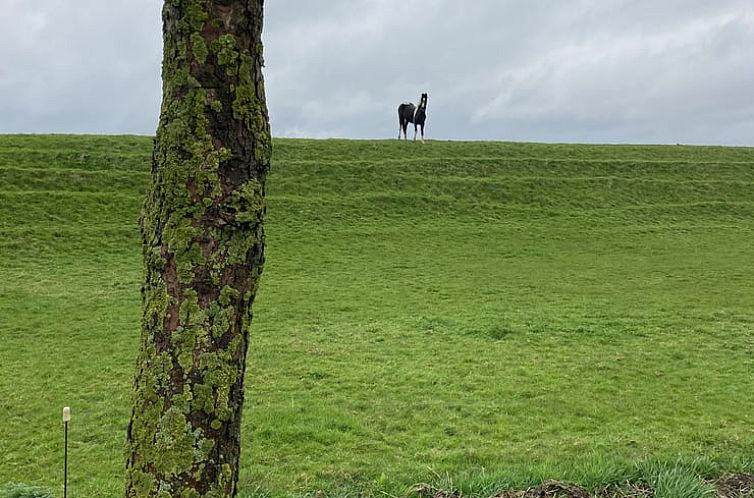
[125,1,270,497]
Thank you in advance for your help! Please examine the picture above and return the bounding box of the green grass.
[1,135,753,497]
[0,483,55,498]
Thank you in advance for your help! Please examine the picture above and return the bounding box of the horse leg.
[421,124,425,144]
[413,124,418,142]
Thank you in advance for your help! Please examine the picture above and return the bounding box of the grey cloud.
[1,0,162,134]
[1,1,753,145]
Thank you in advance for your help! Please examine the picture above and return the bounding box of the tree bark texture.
[125,1,270,497]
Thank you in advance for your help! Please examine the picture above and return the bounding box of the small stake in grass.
[63,406,70,498]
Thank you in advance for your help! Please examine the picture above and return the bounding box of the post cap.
[63,407,71,422]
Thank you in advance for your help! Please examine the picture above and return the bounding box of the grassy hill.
[1,135,753,498]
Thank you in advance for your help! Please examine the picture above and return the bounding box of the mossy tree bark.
[125,1,270,497]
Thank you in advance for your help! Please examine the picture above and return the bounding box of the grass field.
[1,135,753,498]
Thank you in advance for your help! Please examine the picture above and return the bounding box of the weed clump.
[1,484,54,498]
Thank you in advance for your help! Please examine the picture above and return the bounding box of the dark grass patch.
[484,324,515,341]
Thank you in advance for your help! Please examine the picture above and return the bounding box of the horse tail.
[398,106,404,139]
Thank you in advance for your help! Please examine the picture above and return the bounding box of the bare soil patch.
[711,474,754,498]
[419,474,754,498]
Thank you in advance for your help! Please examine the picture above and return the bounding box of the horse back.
[398,103,416,122]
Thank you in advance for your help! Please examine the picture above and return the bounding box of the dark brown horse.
[398,93,428,142]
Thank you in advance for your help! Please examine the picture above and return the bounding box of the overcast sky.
[2,0,753,145]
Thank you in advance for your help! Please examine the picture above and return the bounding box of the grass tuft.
[0,484,54,498]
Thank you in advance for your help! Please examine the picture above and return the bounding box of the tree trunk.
[125,1,270,497]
